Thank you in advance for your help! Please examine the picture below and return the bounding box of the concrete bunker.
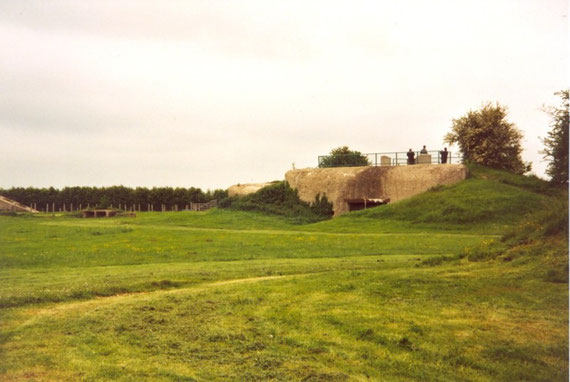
[285,164,468,216]
[81,209,118,218]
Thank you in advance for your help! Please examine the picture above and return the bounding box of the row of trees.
[320,89,568,184]
[0,186,227,211]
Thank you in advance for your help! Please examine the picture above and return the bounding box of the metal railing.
[318,150,462,168]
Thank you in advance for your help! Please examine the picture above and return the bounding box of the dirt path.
[13,274,299,330]
[42,221,497,238]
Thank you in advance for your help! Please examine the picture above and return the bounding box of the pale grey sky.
[1,0,568,190]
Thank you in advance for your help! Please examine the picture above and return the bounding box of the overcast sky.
[1,0,568,190]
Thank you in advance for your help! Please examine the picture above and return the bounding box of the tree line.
[0,186,228,212]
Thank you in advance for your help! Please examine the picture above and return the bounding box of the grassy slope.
[0,165,567,381]
[310,165,555,233]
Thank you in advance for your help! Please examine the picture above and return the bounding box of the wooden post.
[52,203,55,212]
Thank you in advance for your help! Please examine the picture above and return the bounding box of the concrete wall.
[285,164,468,216]
[227,182,275,197]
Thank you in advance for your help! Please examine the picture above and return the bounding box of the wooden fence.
[24,200,219,213]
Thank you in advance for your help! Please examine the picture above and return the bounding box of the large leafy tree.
[541,90,569,184]
[318,146,370,168]
[444,102,530,174]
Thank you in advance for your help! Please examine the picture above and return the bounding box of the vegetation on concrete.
[318,146,370,168]
[445,102,531,174]
[0,166,567,381]
[220,181,333,224]
[541,89,569,184]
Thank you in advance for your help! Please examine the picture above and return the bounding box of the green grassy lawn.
[0,167,568,381]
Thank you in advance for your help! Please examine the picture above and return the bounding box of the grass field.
[1,166,568,381]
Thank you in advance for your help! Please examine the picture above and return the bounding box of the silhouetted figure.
[407,149,415,165]
[440,147,449,164]
[420,145,428,154]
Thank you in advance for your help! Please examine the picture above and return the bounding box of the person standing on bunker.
[440,147,449,164]
[420,145,428,154]
[407,149,415,165]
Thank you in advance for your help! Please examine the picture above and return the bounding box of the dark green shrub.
[219,182,333,224]
[218,196,237,208]
[310,193,334,217]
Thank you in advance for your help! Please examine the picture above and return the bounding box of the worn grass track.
[1,166,567,381]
